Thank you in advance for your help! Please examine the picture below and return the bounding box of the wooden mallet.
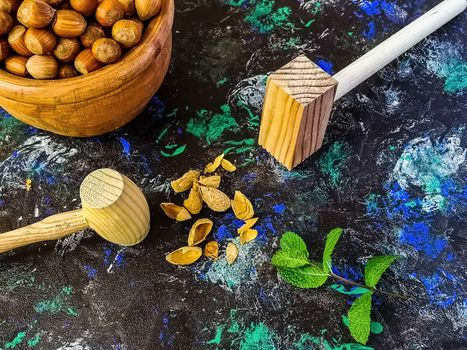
[0,168,150,253]
[259,0,466,170]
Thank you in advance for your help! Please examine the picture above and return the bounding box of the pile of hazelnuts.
[0,0,162,79]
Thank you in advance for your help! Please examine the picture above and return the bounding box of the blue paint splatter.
[159,312,174,346]
[83,265,97,279]
[363,21,376,39]
[214,225,235,242]
[272,203,286,214]
[399,222,447,259]
[119,137,131,158]
[316,59,334,75]
[412,269,459,307]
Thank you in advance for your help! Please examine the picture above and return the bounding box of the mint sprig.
[271,229,407,345]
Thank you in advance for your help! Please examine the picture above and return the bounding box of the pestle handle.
[0,209,89,253]
[333,0,466,100]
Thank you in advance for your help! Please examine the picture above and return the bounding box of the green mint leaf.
[348,292,372,345]
[364,255,399,288]
[271,249,309,268]
[278,265,328,288]
[330,284,370,295]
[342,315,383,335]
[322,227,343,273]
[280,232,309,257]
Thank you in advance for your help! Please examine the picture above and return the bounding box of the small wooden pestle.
[0,168,150,253]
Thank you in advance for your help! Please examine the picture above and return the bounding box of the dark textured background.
[0,0,466,349]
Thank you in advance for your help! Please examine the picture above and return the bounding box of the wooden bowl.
[0,0,174,137]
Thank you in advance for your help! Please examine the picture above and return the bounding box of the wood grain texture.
[0,0,174,137]
[259,55,337,170]
[0,209,88,253]
[80,168,150,246]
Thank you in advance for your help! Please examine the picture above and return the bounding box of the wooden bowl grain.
[0,0,174,137]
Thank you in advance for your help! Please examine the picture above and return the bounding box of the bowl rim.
[0,0,174,88]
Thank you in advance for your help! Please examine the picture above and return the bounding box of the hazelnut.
[26,54,58,79]
[5,55,29,76]
[17,0,56,29]
[53,37,80,62]
[95,0,124,27]
[111,18,143,48]
[52,10,87,38]
[24,28,57,54]
[74,48,103,74]
[92,37,121,64]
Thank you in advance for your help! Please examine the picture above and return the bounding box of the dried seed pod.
[135,0,160,21]
[204,241,219,260]
[205,153,224,173]
[24,28,57,54]
[199,185,230,212]
[95,0,124,27]
[0,0,21,13]
[52,10,87,38]
[183,182,203,215]
[17,0,56,29]
[237,217,258,235]
[70,0,97,16]
[92,38,121,64]
[26,54,58,79]
[0,38,10,61]
[231,191,254,220]
[74,48,103,74]
[166,246,202,266]
[160,202,191,222]
[239,229,258,245]
[8,25,34,56]
[80,22,105,48]
[111,18,143,49]
[57,63,79,78]
[171,169,199,193]
[198,175,221,189]
[117,0,134,16]
[221,158,237,172]
[0,10,13,35]
[53,37,80,62]
[187,218,213,246]
[225,242,238,265]
[5,55,28,76]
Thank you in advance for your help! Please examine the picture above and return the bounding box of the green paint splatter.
[187,104,239,145]
[0,113,25,141]
[388,145,396,151]
[342,315,383,335]
[347,31,354,37]
[161,144,187,157]
[330,284,370,295]
[318,141,351,188]
[208,309,374,349]
[244,1,293,34]
[240,323,276,350]
[34,286,74,315]
[5,332,26,349]
[302,19,315,27]
[223,138,255,155]
[216,77,228,87]
[207,326,223,345]
[67,307,78,317]
[27,334,41,348]
[156,126,169,144]
[166,108,178,118]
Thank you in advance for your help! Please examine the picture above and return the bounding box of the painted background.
[0,0,466,349]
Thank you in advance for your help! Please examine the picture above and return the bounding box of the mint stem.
[329,271,410,300]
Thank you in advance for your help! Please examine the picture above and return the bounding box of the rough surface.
[0,0,466,349]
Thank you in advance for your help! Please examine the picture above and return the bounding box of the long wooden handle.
[333,0,467,100]
[0,209,89,253]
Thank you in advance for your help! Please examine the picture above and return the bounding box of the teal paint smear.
[216,77,228,87]
[166,108,178,118]
[330,284,370,295]
[443,60,467,93]
[207,326,223,345]
[302,19,315,27]
[318,141,351,188]
[67,307,78,316]
[161,144,187,157]
[240,323,277,350]
[5,332,26,349]
[155,126,169,144]
[27,334,41,348]
[223,139,255,155]
[342,315,383,335]
[34,286,74,315]
[187,104,239,145]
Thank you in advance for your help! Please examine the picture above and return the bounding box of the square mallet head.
[258,55,338,170]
